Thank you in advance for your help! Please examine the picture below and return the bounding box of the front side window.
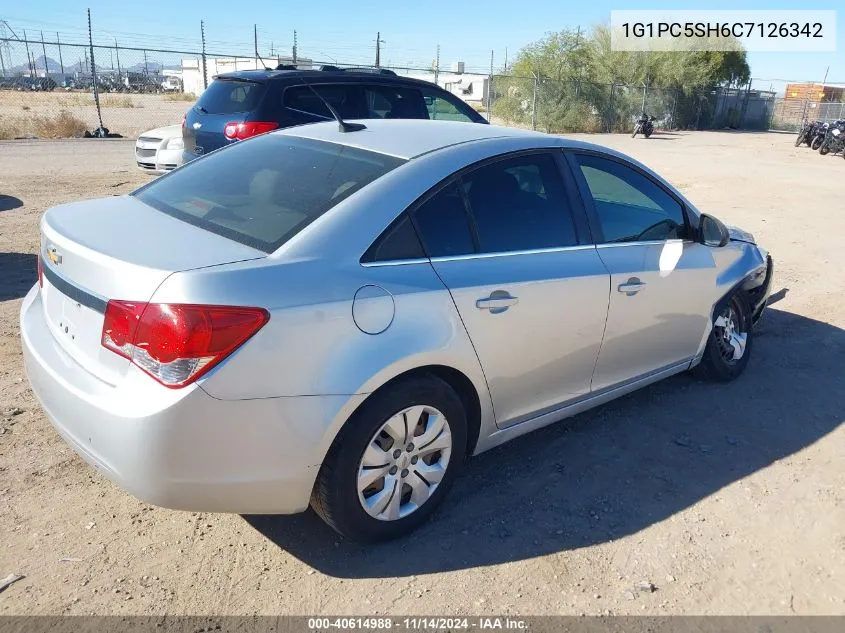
[462,153,579,253]
[134,135,405,253]
[420,87,479,123]
[574,154,687,243]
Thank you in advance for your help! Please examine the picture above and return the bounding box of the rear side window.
[362,86,427,119]
[134,135,405,253]
[283,85,360,119]
[462,153,579,253]
[361,215,425,262]
[412,183,475,257]
[197,80,265,114]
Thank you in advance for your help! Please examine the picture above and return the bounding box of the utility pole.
[56,32,64,74]
[200,20,208,89]
[114,38,121,82]
[434,44,440,83]
[143,49,149,75]
[486,50,493,117]
[292,30,297,66]
[375,31,385,68]
[504,47,508,72]
[40,31,49,77]
[23,29,33,76]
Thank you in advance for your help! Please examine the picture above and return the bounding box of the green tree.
[492,25,750,132]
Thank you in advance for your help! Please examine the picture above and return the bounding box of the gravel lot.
[0,92,189,139]
[0,132,843,616]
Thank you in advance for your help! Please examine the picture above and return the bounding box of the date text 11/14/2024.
[307,617,528,630]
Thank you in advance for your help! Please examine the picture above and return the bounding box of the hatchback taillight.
[102,301,269,388]
[223,121,279,140]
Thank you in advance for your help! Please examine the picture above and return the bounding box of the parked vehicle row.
[795,119,845,159]
[136,66,486,175]
[0,76,57,91]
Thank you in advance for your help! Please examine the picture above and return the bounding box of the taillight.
[37,255,43,288]
[102,301,269,388]
[223,121,279,140]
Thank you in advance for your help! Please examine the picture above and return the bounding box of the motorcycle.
[809,122,829,150]
[795,120,822,147]
[818,120,845,156]
[632,114,654,138]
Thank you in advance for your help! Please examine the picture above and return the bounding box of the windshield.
[133,134,406,253]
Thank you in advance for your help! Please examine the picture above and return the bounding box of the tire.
[819,143,830,155]
[693,291,753,382]
[311,374,468,542]
[632,126,639,138]
[811,136,823,150]
[644,129,652,138]
[794,130,807,147]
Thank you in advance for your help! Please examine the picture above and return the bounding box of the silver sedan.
[21,120,773,542]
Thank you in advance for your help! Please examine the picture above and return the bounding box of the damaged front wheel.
[693,291,753,382]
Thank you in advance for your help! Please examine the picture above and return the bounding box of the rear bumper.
[20,285,360,514]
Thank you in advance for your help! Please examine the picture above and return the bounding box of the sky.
[2,0,842,93]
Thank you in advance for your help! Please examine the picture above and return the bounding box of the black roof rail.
[275,64,298,70]
[342,67,397,76]
[318,64,343,72]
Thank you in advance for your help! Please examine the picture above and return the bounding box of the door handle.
[476,292,518,313]
[617,278,646,296]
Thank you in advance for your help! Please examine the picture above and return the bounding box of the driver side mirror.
[699,214,730,247]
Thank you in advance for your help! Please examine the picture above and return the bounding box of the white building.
[181,56,313,96]
[397,66,488,106]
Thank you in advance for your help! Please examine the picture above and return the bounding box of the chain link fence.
[486,74,776,133]
[770,98,845,132]
[0,34,786,140]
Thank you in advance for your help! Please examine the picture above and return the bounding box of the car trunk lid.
[39,195,264,385]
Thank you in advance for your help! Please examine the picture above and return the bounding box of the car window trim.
[563,149,693,245]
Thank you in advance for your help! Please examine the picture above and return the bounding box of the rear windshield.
[133,135,405,253]
[196,79,265,114]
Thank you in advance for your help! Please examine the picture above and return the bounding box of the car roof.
[216,69,440,90]
[276,119,555,160]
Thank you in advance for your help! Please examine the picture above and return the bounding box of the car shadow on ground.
[0,252,37,301]
[244,305,844,577]
[0,195,23,212]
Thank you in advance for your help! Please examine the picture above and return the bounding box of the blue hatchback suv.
[182,66,487,162]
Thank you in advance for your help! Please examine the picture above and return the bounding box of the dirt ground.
[0,92,190,139]
[0,131,843,616]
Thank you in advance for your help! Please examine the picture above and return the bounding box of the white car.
[135,125,184,174]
